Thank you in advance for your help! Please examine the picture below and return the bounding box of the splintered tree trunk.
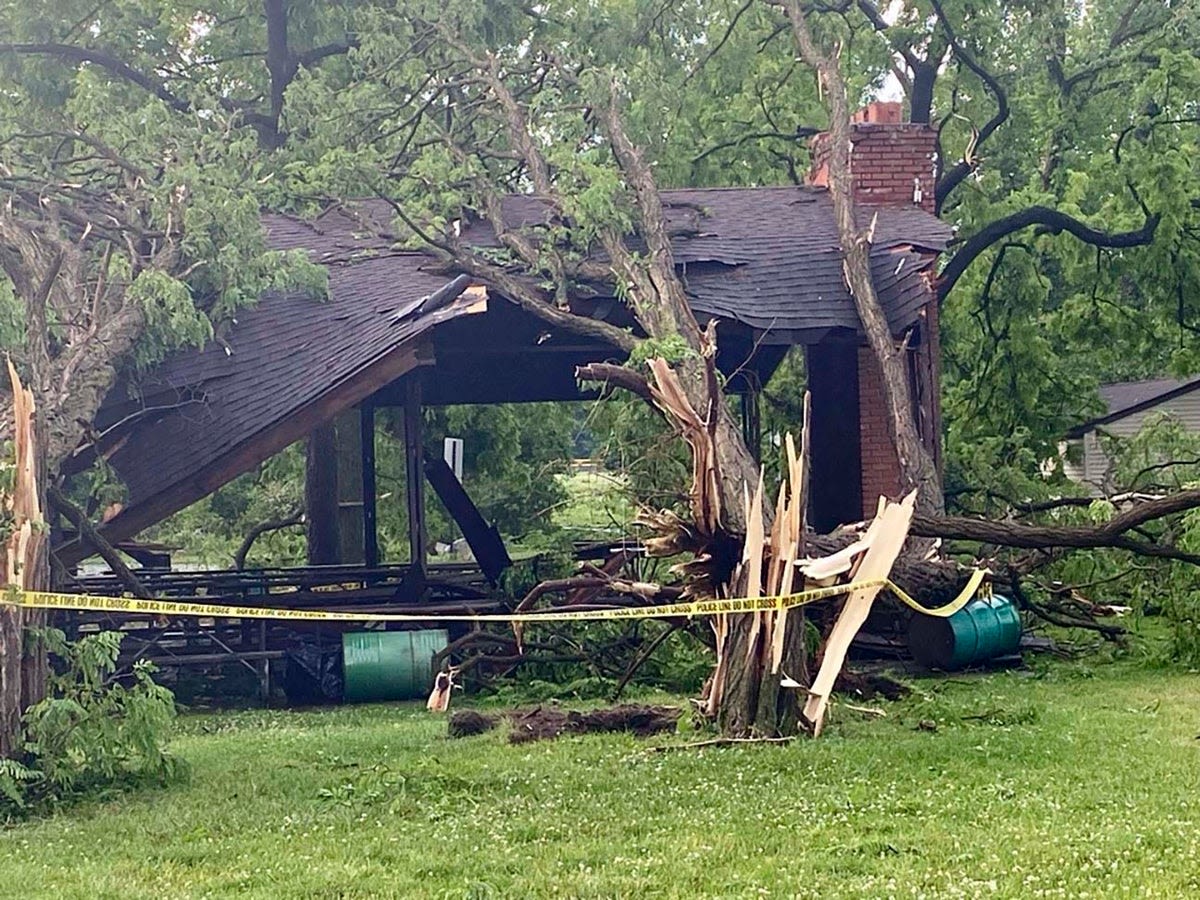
[1,362,47,757]
[630,352,813,736]
[715,421,812,737]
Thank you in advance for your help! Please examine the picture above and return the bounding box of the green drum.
[907,594,1022,670]
[342,630,448,702]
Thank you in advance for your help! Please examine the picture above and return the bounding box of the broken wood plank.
[802,491,916,736]
[424,455,512,583]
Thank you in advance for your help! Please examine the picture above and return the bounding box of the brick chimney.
[806,101,937,213]
[804,101,943,521]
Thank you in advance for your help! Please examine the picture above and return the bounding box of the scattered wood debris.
[426,667,459,712]
[508,704,682,744]
[802,492,916,736]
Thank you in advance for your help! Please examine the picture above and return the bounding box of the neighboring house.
[1063,376,1200,494]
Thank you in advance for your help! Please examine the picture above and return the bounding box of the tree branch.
[234,509,304,570]
[47,484,152,599]
[913,489,1200,565]
[855,0,920,70]
[0,43,191,113]
[296,41,359,68]
[929,0,1009,212]
[691,127,820,166]
[938,207,1160,304]
[576,362,656,406]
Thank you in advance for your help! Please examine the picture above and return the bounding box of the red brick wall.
[857,347,903,512]
[808,102,937,213]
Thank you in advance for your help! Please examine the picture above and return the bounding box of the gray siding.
[1067,387,1200,495]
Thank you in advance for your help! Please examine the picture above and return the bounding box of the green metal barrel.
[907,594,1022,670]
[342,630,448,702]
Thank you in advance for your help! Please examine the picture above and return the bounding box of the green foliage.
[588,394,693,514]
[935,1,1200,498]
[0,757,41,810]
[985,416,1200,666]
[626,334,695,369]
[0,629,181,819]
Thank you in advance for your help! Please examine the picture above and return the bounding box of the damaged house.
[55,101,952,686]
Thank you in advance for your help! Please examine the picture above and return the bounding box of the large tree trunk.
[596,92,811,734]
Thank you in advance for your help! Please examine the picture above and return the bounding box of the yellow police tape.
[1,568,987,623]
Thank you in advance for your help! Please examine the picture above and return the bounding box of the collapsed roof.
[267,186,951,336]
[69,185,950,552]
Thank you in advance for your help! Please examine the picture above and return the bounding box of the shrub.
[0,629,182,818]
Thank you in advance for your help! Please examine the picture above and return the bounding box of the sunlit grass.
[2,658,1199,898]
[551,469,637,538]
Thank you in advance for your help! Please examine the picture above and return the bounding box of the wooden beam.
[404,375,427,587]
[57,340,436,567]
[424,456,512,583]
[361,400,379,569]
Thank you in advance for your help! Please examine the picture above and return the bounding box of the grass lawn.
[2,658,1199,898]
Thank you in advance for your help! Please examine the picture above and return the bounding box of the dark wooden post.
[806,339,863,531]
[403,376,426,584]
[335,410,364,564]
[305,423,340,565]
[360,400,379,569]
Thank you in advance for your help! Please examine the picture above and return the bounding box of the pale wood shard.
[771,395,810,676]
[796,537,872,581]
[769,537,797,674]
[4,359,42,591]
[760,482,789,672]
[704,613,730,717]
[802,491,916,736]
[645,357,723,535]
[426,668,456,712]
[741,473,766,667]
[765,482,788,594]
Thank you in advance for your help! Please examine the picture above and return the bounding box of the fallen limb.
[612,621,682,701]
[1008,574,1126,640]
[912,490,1200,565]
[48,484,151,599]
[839,702,887,718]
[234,508,304,570]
